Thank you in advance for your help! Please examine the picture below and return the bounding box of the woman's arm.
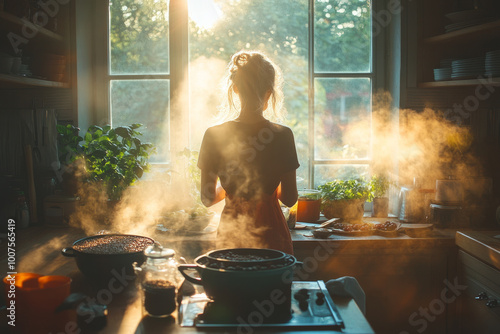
[278,169,298,207]
[200,169,226,207]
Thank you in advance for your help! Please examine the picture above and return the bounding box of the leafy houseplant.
[56,124,84,196]
[318,179,370,220]
[57,124,155,201]
[369,174,390,199]
[369,174,391,218]
[82,124,155,200]
[57,124,83,166]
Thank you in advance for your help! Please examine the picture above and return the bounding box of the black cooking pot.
[62,234,154,286]
[205,247,286,265]
[178,248,300,315]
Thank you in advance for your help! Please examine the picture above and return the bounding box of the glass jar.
[297,189,322,222]
[133,243,182,318]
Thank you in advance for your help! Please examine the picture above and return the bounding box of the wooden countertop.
[455,230,500,270]
[0,226,375,334]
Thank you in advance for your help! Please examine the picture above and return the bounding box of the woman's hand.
[200,169,226,207]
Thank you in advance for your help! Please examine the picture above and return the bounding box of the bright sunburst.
[188,0,222,30]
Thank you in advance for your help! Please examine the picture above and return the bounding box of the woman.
[197,50,299,254]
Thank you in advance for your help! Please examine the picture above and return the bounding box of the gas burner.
[179,281,344,330]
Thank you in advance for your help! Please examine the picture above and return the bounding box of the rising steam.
[67,75,482,240]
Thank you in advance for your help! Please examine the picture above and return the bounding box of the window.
[104,0,376,188]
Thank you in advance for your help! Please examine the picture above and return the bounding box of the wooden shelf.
[0,11,64,42]
[423,20,500,44]
[419,77,500,88]
[0,73,69,88]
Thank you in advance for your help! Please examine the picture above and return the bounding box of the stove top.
[179,281,344,330]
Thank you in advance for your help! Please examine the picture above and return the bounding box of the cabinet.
[456,250,500,333]
[293,237,457,334]
[417,0,500,88]
[0,2,73,89]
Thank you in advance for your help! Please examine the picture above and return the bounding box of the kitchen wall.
[397,0,500,197]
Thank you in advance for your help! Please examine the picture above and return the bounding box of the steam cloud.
[66,68,484,242]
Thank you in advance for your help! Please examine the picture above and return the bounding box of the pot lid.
[144,243,175,259]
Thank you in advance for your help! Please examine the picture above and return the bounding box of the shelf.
[0,73,69,88]
[0,11,64,42]
[423,20,500,44]
[419,77,500,88]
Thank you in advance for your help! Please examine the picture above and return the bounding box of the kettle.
[398,186,433,223]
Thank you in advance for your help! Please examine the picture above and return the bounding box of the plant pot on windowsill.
[318,179,370,221]
[372,197,389,218]
[322,199,365,220]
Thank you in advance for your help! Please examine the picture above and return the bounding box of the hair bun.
[235,53,248,67]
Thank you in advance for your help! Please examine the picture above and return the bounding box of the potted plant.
[56,124,84,196]
[318,179,370,221]
[56,123,155,201]
[81,124,155,201]
[369,174,391,218]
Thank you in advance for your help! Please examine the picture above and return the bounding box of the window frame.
[93,0,386,188]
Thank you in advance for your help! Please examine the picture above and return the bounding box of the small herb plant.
[318,179,371,202]
[57,123,156,200]
[369,174,391,199]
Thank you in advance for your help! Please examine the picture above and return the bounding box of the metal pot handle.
[61,247,77,257]
[177,264,202,285]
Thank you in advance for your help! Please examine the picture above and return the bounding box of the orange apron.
[216,189,293,255]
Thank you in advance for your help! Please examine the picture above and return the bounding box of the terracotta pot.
[322,199,365,220]
[372,197,389,218]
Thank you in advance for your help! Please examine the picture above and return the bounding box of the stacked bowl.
[485,50,500,77]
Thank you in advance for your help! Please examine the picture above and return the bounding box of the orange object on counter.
[296,189,322,222]
[3,273,73,334]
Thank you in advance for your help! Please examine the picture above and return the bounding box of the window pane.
[314,0,371,72]
[109,0,169,75]
[110,80,170,162]
[314,78,371,160]
[314,164,369,188]
[188,0,309,179]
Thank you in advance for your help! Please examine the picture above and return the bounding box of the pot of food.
[178,248,299,320]
[62,234,155,285]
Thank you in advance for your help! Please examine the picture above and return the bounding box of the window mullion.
[169,0,189,154]
[308,0,315,189]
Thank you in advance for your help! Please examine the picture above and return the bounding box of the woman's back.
[198,120,299,200]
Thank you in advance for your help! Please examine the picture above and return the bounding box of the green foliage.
[176,148,201,195]
[318,179,370,201]
[369,174,391,199]
[56,124,83,165]
[57,123,156,200]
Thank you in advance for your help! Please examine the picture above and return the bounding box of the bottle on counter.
[133,243,183,318]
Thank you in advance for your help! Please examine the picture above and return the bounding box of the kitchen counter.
[0,226,374,334]
[455,230,500,270]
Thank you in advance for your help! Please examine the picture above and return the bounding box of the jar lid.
[144,243,175,259]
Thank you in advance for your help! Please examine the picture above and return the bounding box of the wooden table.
[0,226,374,334]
